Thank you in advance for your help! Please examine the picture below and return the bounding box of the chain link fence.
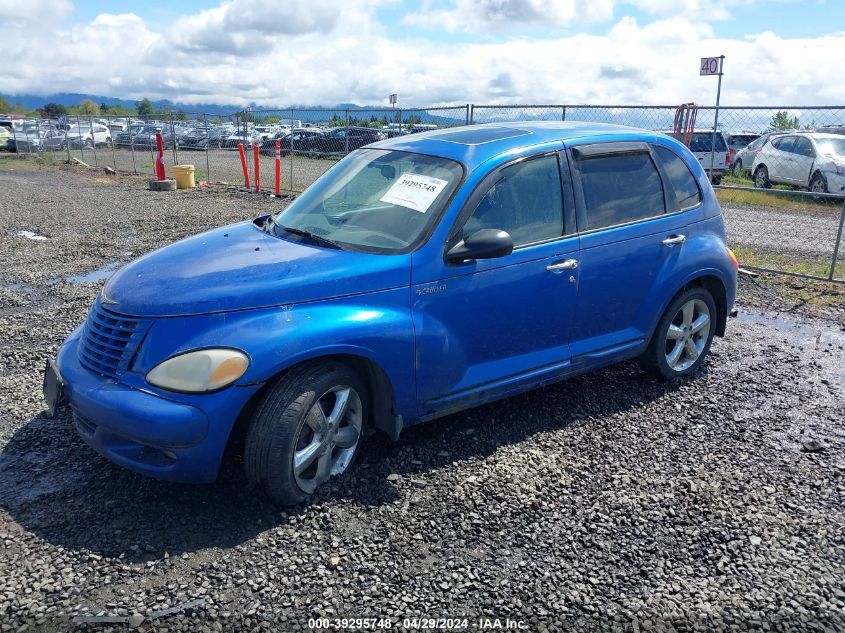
[3,103,844,283]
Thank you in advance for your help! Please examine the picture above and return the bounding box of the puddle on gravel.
[737,310,845,351]
[61,261,122,284]
[735,309,845,455]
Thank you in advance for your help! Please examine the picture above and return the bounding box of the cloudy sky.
[2,0,843,107]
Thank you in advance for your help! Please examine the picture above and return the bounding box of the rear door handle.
[546,259,579,272]
[662,234,686,246]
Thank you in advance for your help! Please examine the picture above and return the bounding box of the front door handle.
[546,259,579,272]
[662,234,686,246]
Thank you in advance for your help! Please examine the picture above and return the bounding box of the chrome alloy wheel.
[665,299,711,372]
[293,386,363,494]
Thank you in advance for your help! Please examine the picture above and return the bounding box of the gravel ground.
[1,160,844,632]
[722,203,845,262]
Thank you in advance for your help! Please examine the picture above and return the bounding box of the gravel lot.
[722,203,844,261]
[1,160,843,632]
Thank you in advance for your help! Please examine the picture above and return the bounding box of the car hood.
[101,218,410,317]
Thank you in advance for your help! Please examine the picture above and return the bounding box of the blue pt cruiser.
[44,122,738,505]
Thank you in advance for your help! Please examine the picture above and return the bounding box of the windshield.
[816,138,845,157]
[271,148,463,254]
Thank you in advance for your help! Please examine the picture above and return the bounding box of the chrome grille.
[78,300,149,378]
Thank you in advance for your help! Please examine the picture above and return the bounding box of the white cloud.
[403,0,615,32]
[0,0,843,110]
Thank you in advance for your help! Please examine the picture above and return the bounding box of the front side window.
[272,148,463,254]
[653,146,702,211]
[462,154,564,247]
[576,152,665,231]
[792,137,814,157]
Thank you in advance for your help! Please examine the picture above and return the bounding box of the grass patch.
[716,187,840,212]
[735,246,845,310]
[733,245,844,281]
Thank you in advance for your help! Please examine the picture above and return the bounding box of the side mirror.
[804,148,815,157]
[446,229,514,263]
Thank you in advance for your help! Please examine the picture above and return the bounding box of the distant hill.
[2,93,466,125]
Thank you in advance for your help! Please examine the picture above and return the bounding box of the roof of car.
[369,121,670,171]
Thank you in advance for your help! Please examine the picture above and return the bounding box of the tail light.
[725,153,731,166]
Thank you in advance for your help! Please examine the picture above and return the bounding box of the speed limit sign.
[700,57,722,75]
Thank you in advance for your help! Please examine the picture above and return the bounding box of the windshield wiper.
[281,225,343,250]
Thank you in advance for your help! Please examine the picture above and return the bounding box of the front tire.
[641,287,717,380]
[244,361,368,505]
[809,172,828,194]
[732,160,743,177]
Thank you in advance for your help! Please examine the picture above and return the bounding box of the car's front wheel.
[641,287,717,379]
[809,172,828,194]
[244,361,367,505]
[732,160,743,177]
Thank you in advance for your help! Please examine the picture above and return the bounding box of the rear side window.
[463,154,563,247]
[576,152,665,231]
[690,133,728,153]
[653,146,702,211]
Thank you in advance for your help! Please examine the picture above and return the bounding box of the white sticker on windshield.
[379,173,448,213]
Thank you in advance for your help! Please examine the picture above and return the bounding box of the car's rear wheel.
[244,361,367,505]
[641,287,717,380]
[754,165,771,188]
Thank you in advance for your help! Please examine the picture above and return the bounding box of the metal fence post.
[562,106,567,121]
[170,111,178,165]
[465,104,470,126]
[203,113,211,182]
[76,116,85,164]
[109,115,117,171]
[129,117,137,174]
[148,116,156,177]
[469,104,474,125]
[88,116,98,167]
[344,109,350,155]
[830,199,845,281]
[64,117,71,164]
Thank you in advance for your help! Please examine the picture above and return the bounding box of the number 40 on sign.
[700,57,722,76]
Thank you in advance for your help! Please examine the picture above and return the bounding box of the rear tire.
[244,361,368,505]
[731,160,743,177]
[754,165,771,189]
[640,287,717,380]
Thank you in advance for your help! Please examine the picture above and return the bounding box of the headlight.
[146,349,249,393]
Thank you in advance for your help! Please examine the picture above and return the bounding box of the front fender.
[132,287,417,421]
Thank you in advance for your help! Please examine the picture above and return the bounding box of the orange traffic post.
[154,131,166,180]
[274,138,281,195]
[237,142,250,189]
[253,142,260,193]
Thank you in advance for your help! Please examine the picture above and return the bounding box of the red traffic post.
[154,131,166,181]
[253,142,260,193]
[274,138,281,196]
[237,142,251,190]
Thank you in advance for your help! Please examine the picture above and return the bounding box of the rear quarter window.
[575,151,665,231]
[652,146,702,211]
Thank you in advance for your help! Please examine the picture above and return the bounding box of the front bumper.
[823,171,845,194]
[55,335,260,483]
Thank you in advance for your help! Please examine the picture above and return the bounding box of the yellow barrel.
[173,164,196,189]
